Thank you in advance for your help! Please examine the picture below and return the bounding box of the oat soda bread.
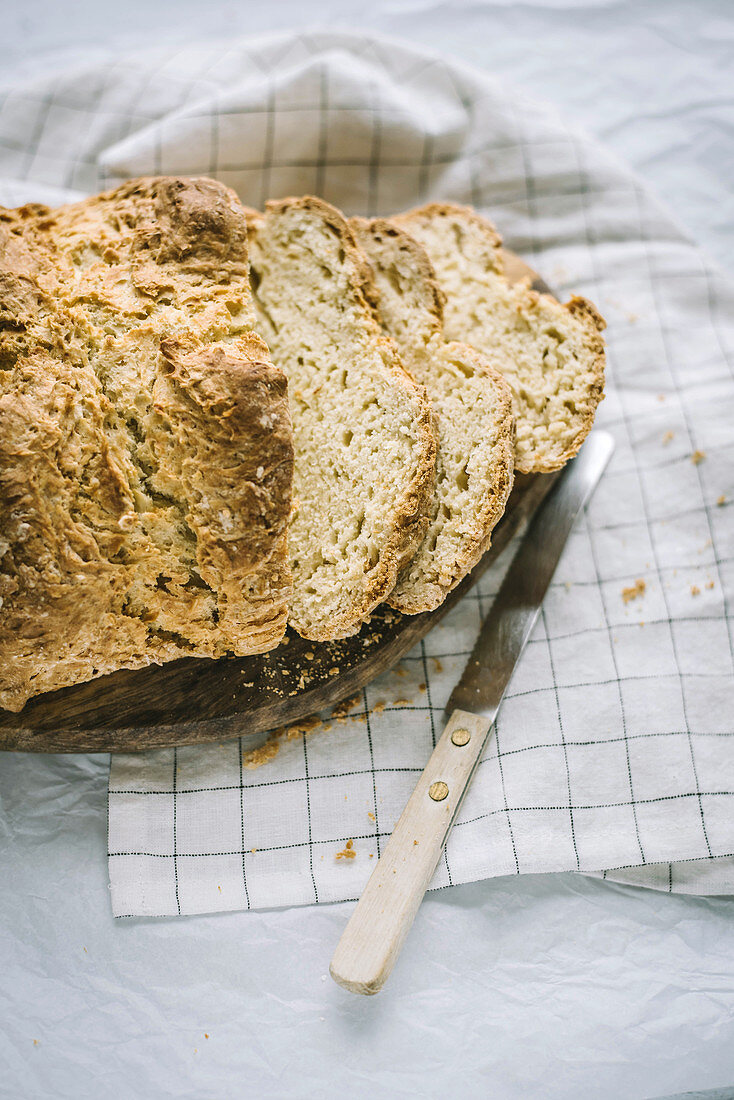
[0,177,294,712]
[351,217,515,614]
[246,197,436,641]
[392,203,605,474]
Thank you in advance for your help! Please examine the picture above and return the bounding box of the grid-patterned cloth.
[2,31,732,917]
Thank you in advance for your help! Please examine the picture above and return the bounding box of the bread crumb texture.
[351,216,515,614]
[0,177,294,711]
[393,203,605,474]
[247,197,436,641]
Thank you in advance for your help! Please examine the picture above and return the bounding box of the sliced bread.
[246,197,437,640]
[0,176,293,712]
[392,203,605,474]
[350,217,515,614]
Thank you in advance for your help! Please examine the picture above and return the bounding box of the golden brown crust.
[247,196,437,640]
[154,334,293,613]
[0,177,293,712]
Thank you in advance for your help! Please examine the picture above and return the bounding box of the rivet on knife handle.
[329,709,492,996]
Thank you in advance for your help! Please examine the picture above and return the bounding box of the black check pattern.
[1,31,731,916]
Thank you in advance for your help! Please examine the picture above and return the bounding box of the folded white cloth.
[2,30,731,917]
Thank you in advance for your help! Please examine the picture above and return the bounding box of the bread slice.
[246,197,436,640]
[350,217,515,614]
[392,203,605,474]
[0,176,293,712]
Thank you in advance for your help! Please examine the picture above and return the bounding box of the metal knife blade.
[446,430,614,721]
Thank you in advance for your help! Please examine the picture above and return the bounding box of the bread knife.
[330,430,614,995]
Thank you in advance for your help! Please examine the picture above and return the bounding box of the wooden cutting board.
[0,253,556,754]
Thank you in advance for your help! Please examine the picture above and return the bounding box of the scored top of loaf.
[0,176,293,712]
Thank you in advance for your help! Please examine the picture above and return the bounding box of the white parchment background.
[1,4,734,1098]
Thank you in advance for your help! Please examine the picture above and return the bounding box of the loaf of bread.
[246,197,436,640]
[351,217,515,614]
[1,181,607,712]
[392,203,605,474]
[0,177,293,712]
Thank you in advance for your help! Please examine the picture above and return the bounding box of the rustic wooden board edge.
[0,473,559,753]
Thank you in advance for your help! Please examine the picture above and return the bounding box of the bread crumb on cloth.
[622,578,646,604]
[331,694,361,719]
[242,739,281,770]
[241,712,330,771]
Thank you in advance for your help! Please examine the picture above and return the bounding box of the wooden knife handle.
[330,709,493,995]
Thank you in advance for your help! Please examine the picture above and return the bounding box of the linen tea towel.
[0,30,731,915]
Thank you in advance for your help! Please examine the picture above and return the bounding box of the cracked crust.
[0,176,293,712]
[247,196,437,640]
[393,202,606,474]
[350,215,515,614]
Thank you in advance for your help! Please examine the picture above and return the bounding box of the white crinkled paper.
[2,22,734,1100]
